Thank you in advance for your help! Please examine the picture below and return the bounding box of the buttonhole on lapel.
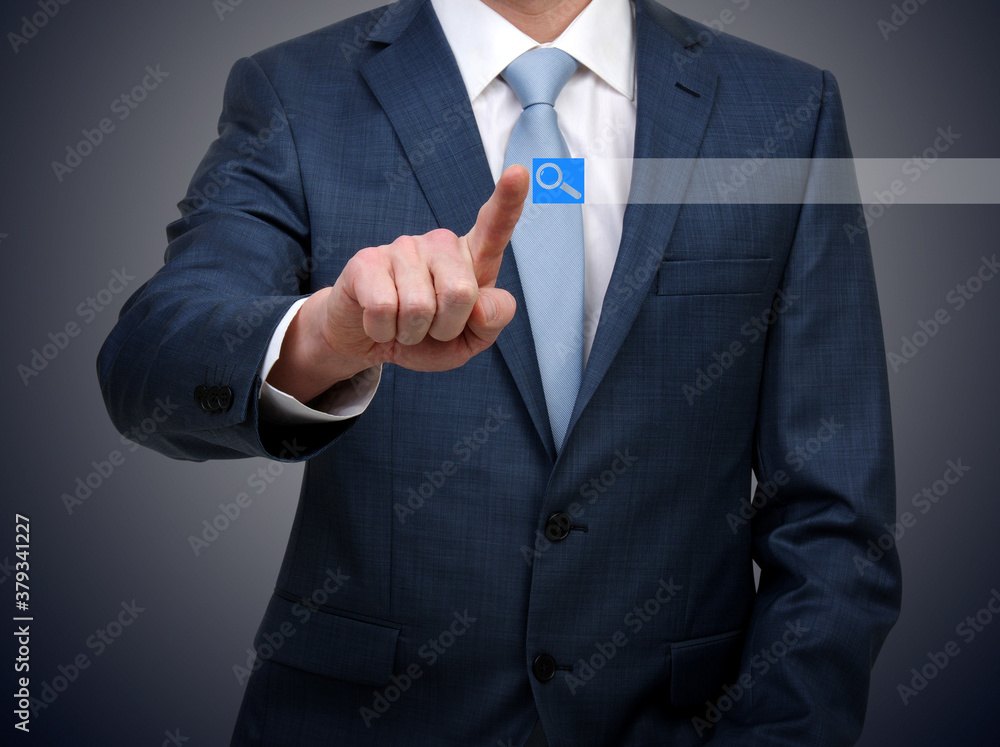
[675,82,701,98]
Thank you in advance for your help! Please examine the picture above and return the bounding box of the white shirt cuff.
[258,298,382,424]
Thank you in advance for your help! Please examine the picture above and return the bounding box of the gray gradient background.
[2,0,998,744]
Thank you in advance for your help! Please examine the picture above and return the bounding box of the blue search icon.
[532,158,584,203]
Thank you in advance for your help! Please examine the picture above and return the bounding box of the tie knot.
[501,48,580,109]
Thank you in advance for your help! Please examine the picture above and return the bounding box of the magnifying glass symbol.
[535,162,582,200]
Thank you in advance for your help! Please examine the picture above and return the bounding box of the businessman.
[98,0,902,744]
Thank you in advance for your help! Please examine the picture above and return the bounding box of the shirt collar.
[431,0,635,102]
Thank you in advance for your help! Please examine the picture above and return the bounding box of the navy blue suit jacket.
[98,0,901,744]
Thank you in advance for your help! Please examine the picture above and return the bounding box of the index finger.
[463,165,529,288]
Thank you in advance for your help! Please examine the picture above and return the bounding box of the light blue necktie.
[502,48,584,453]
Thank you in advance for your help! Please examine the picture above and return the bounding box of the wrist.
[266,289,372,403]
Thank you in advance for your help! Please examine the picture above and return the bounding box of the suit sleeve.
[714,70,902,744]
[97,56,354,461]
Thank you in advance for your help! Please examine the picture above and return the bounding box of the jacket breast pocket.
[655,258,773,296]
[254,591,400,686]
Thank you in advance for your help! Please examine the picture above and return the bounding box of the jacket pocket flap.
[669,629,744,710]
[657,258,772,296]
[254,592,400,686]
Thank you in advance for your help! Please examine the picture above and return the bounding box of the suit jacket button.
[205,386,221,412]
[194,385,213,411]
[217,385,234,412]
[532,653,557,683]
[544,512,572,542]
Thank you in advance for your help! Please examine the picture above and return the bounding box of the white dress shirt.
[259,0,637,424]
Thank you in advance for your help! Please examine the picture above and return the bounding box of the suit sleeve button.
[532,653,557,683]
[204,386,220,412]
[217,385,234,412]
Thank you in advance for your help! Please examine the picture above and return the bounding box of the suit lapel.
[565,0,719,446]
[361,0,556,459]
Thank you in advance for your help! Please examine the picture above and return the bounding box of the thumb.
[464,288,517,348]
[465,165,529,287]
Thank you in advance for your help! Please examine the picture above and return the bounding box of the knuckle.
[439,279,477,308]
[365,296,397,319]
[386,235,420,264]
[426,227,458,245]
[398,292,436,321]
[353,245,389,273]
[392,234,420,254]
